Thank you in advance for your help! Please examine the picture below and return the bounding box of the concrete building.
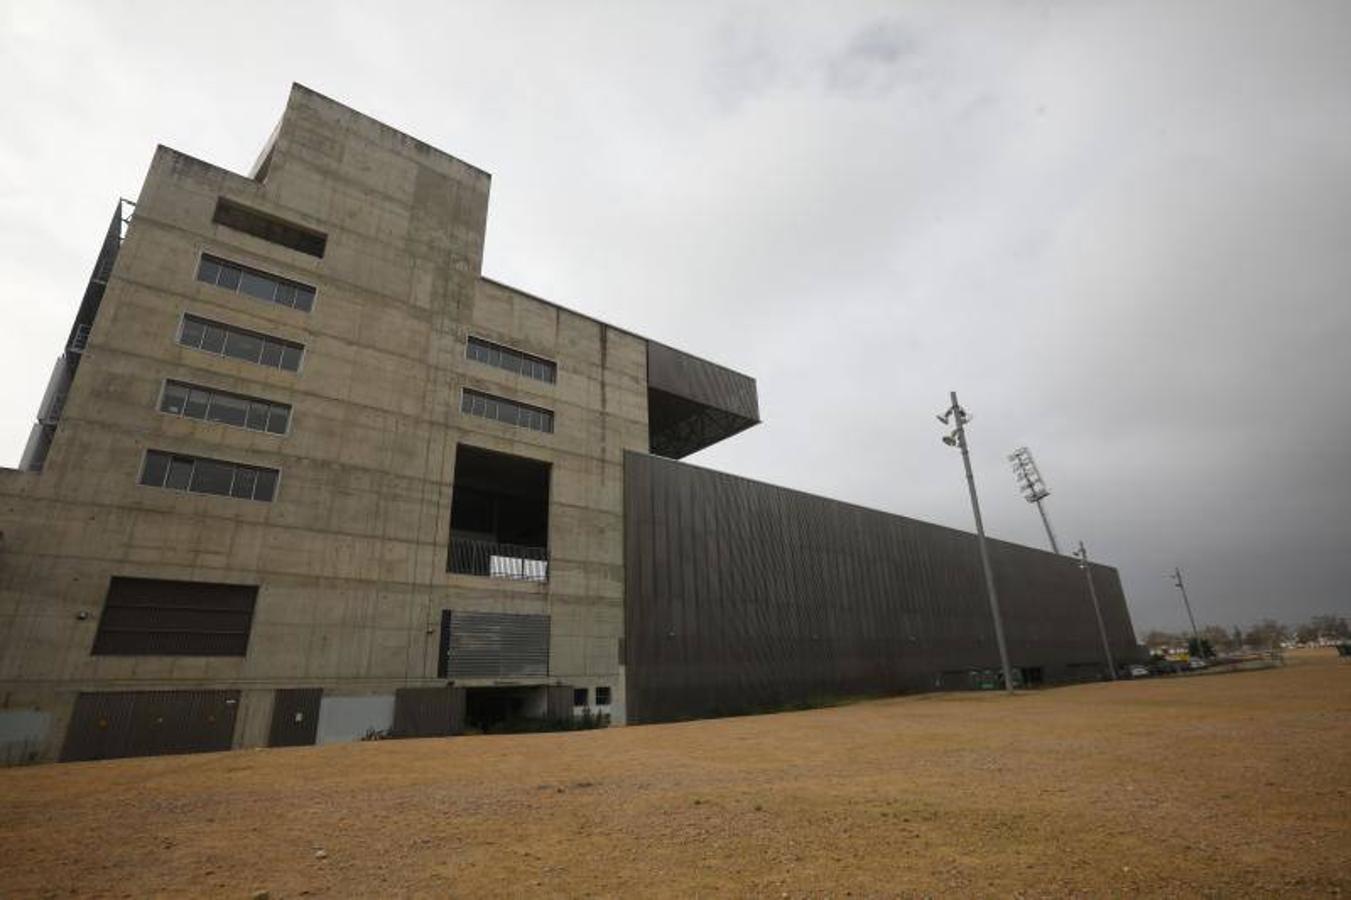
[0,85,1139,764]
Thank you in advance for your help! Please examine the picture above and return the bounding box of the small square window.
[595,686,611,706]
[573,687,588,707]
[184,389,210,419]
[293,285,315,312]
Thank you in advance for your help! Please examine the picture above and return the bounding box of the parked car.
[1128,665,1151,678]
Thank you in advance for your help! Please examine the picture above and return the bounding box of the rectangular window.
[195,253,317,312]
[177,314,304,373]
[139,449,279,502]
[212,197,327,258]
[573,687,588,707]
[91,576,258,657]
[160,380,290,435]
[595,686,611,706]
[460,388,554,434]
[466,336,557,384]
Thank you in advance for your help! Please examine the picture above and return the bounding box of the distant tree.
[1200,625,1232,651]
[1144,629,1182,649]
[1306,615,1350,641]
[1244,618,1289,649]
[1187,637,1216,659]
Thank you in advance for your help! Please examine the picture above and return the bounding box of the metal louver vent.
[446,611,550,678]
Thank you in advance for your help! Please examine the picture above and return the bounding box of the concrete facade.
[0,85,676,761]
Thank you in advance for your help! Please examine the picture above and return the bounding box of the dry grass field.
[2,649,1348,898]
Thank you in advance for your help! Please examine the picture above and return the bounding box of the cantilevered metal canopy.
[647,342,759,459]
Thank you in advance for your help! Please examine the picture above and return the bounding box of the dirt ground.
[2,650,1348,898]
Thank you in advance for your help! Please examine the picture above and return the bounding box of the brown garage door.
[268,688,322,747]
[61,690,240,762]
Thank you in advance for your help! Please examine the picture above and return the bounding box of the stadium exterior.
[0,85,1140,764]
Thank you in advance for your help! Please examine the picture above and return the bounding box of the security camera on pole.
[938,392,1015,694]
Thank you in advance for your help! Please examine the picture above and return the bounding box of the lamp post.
[1008,446,1061,555]
[938,392,1015,694]
[1075,541,1117,680]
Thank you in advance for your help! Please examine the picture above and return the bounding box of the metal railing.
[448,537,549,582]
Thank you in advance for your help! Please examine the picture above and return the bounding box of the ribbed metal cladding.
[92,577,258,657]
[445,611,550,679]
[623,451,1143,725]
[60,690,240,762]
[647,342,760,421]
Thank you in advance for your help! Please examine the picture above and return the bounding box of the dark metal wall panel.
[268,688,322,747]
[623,452,1143,724]
[647,342,760,422]
[92,577,258,657]
[61,690,240,762]
[445,611,550,678]
[545,685,574,721]
[392,687,465,737]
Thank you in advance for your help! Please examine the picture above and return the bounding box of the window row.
[461,389,554,434]
[140,450,279,502]
[213,197,327,258]
[196,253,316,312]
[467,336,556,384]
[572,686,612,706]
[160,380,291,434]
[178,314,304,372]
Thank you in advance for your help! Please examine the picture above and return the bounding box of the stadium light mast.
[1075,541,1117,680]
[1170,567,1202,651]
[1008,445,1060,555]
[938,392,1015,695]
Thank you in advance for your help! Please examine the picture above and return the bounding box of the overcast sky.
[2,1,1348,634]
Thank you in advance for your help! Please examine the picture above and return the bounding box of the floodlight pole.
[1172,567,1201,650]
[1076,541,1117,680]
[945,392,1015,695]
[1034,499,1061,556]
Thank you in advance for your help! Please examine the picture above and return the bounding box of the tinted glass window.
[230,467,257,499]
[184,389,210,419]
[165,456,194,490]
[466,337,556,384]
[293,285,315,312]
[160,383,189,415]
[140,450,170,487]
[274,282,296,307]
[238,270,276,302]
[253,468,278,502]
[196,257,221,285]
[460,389,554,434]
[223,331,264,363]
[190,459,235,496]
[216,264,241,291]
[179,317,206,348]
[595,686,611,705]
[259,340,284,368]
[201,324,226,354]
[265,406,289,434]
[246,401,269,431]
[279,345,303,372]
[206,394,248,427]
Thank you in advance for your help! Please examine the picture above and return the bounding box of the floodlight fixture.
[1008,445,1060,555]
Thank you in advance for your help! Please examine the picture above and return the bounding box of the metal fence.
[448,536,549,582]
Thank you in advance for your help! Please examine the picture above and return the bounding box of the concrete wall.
[0,85,641,760]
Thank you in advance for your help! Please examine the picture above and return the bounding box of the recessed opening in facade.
[447,445,550,580]
[464,685,547,733]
